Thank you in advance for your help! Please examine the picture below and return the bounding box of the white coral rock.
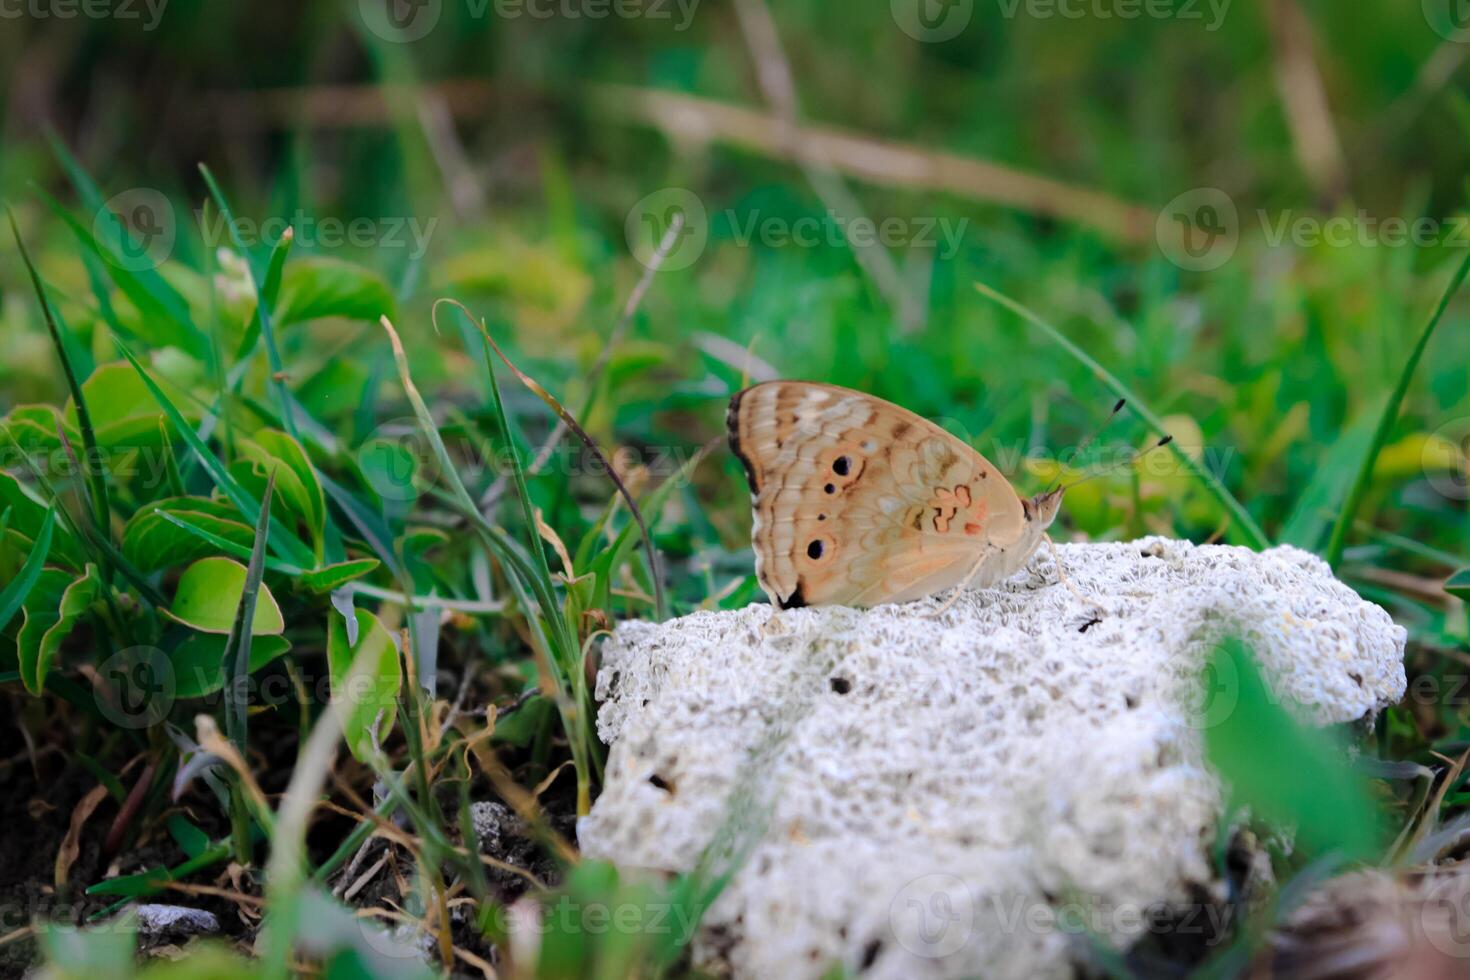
[579,539,1407,979]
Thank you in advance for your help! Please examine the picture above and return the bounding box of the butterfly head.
[1024,487,1065,530]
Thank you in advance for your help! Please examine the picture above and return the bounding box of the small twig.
[594,84,1153,242]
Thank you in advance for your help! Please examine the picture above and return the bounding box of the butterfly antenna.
[1048,398,1128,494]
[1060,434,1175,492]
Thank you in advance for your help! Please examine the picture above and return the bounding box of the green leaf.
[123,498,255,572]
[40,914,137,977]
[276,257,396,326]
[236,429,327,552]
[298,558,381,594]
[1448,569,1470,602]
[166,814,212,860]
[327,608,402,761]
[115,340,316,568]
[18,564,100,695]
[1202,639,1383,861]
[164,557,285,636]
[170,631,292,699]
[0,472,83,568]
[0,508,54,634]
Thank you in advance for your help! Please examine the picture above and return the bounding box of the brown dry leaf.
[55,783,110,887]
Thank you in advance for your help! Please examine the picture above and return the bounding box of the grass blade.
[1324,250,1470,566]
[222,471,274,865]
[0,508,55,633]
[437,298,668,620]
[973,281,1269,549]
[8,209,113,543]
[198,164,299,440]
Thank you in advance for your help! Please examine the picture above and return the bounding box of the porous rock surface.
[579,538,1407,979]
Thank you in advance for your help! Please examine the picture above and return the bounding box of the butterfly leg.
[1045,533,1103,614]
[929,547,995,618]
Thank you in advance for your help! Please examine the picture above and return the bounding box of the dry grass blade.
[595,84,1154,242]
[55,783,109,887]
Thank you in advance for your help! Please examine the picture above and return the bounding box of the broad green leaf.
[63,361,186,433]
[1,404,77,453]
[236,429,327,550]
[116,341,316,568]
[275,257,396,326]
[164,557,284,636]
[327,608,401,761]
[0,508,54,634]
[0,472,83,567]
[166,813,212,859]
[18,564,100,695]
[170,631,292,699]
[298,558,380,594]
[39,912,137,978]
[1448,569,1470,602]
[1202,639,1382,861]
[123,498,254,571]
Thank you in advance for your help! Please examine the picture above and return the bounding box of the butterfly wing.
[728,381,1029,608]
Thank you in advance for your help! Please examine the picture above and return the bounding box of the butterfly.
[728,381,1065,609]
